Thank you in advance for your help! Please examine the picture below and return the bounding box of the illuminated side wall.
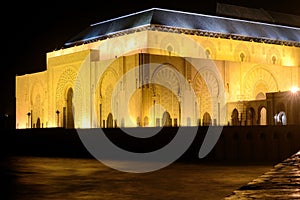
[46,49,96,128]
[183,32,299,124]
[15,28,300,128]
[192,35,299,98]
[91,31,226,127]
[16,71,47,129]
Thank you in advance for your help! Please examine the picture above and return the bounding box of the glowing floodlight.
[290,86,299,93]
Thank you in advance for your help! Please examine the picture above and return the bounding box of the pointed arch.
[151,64,181,123]
[193,69,221,125]
[244,66,278,100]
[162,111,172,127]
[56,68,82,128]
[144,116,149,127]
[231,109,239,126]
[98,68,119,97]
[107,113,113,128]
[234,43,250,62]
[96,67,119,128]
[30,81,45,128]
[151,64,181,95]
[201,39,217,59]
[193,70,219,98]
[267,47,281,65]
[65,87,74,129]
[36,118,41,128]
[203,112,212,126]
[259,106,267,125]
[160,35,181,56]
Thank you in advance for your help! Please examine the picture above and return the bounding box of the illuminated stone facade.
[15,8,300,129]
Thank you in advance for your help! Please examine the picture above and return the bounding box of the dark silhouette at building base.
[1,126,299,164]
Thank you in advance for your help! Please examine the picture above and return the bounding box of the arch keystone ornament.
[74,34,226,173]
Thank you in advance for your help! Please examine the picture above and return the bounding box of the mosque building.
[15,5,300,129]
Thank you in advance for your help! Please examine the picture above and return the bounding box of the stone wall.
[202,125,300,163]
[3,126,300,163]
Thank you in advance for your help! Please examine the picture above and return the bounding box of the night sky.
[3,0,300,127]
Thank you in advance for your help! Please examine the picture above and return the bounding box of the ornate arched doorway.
[107,113,113,128]
[36,118,41,128]
[65,88,74,129]
[203,112,212,126]
[231,109,239,126]
[144,116,149,127]
[193,70,218,126]
[162,111,172,127]
[259,107,267,125]
[151,65,180,127]
[106,113,114,128]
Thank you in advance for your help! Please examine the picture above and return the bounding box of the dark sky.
[2,0,300,125]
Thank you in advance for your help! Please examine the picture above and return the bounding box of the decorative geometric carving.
[97,68,119,124]
[160,35,180,56]
[99,68,119,97]
[193,70,219,119]
[244,67,278,100]
[194,70,219,98]
[151,65,181,119]
[267,47,281,65]
[56,68,82,108]
[234,44,250,62]
[152,66,180,95]
[201,40,216,59]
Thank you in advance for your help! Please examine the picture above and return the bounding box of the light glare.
[290,86,299,93]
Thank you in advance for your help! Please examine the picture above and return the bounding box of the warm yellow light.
[81,118,90,128]
[290,86,299,93]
